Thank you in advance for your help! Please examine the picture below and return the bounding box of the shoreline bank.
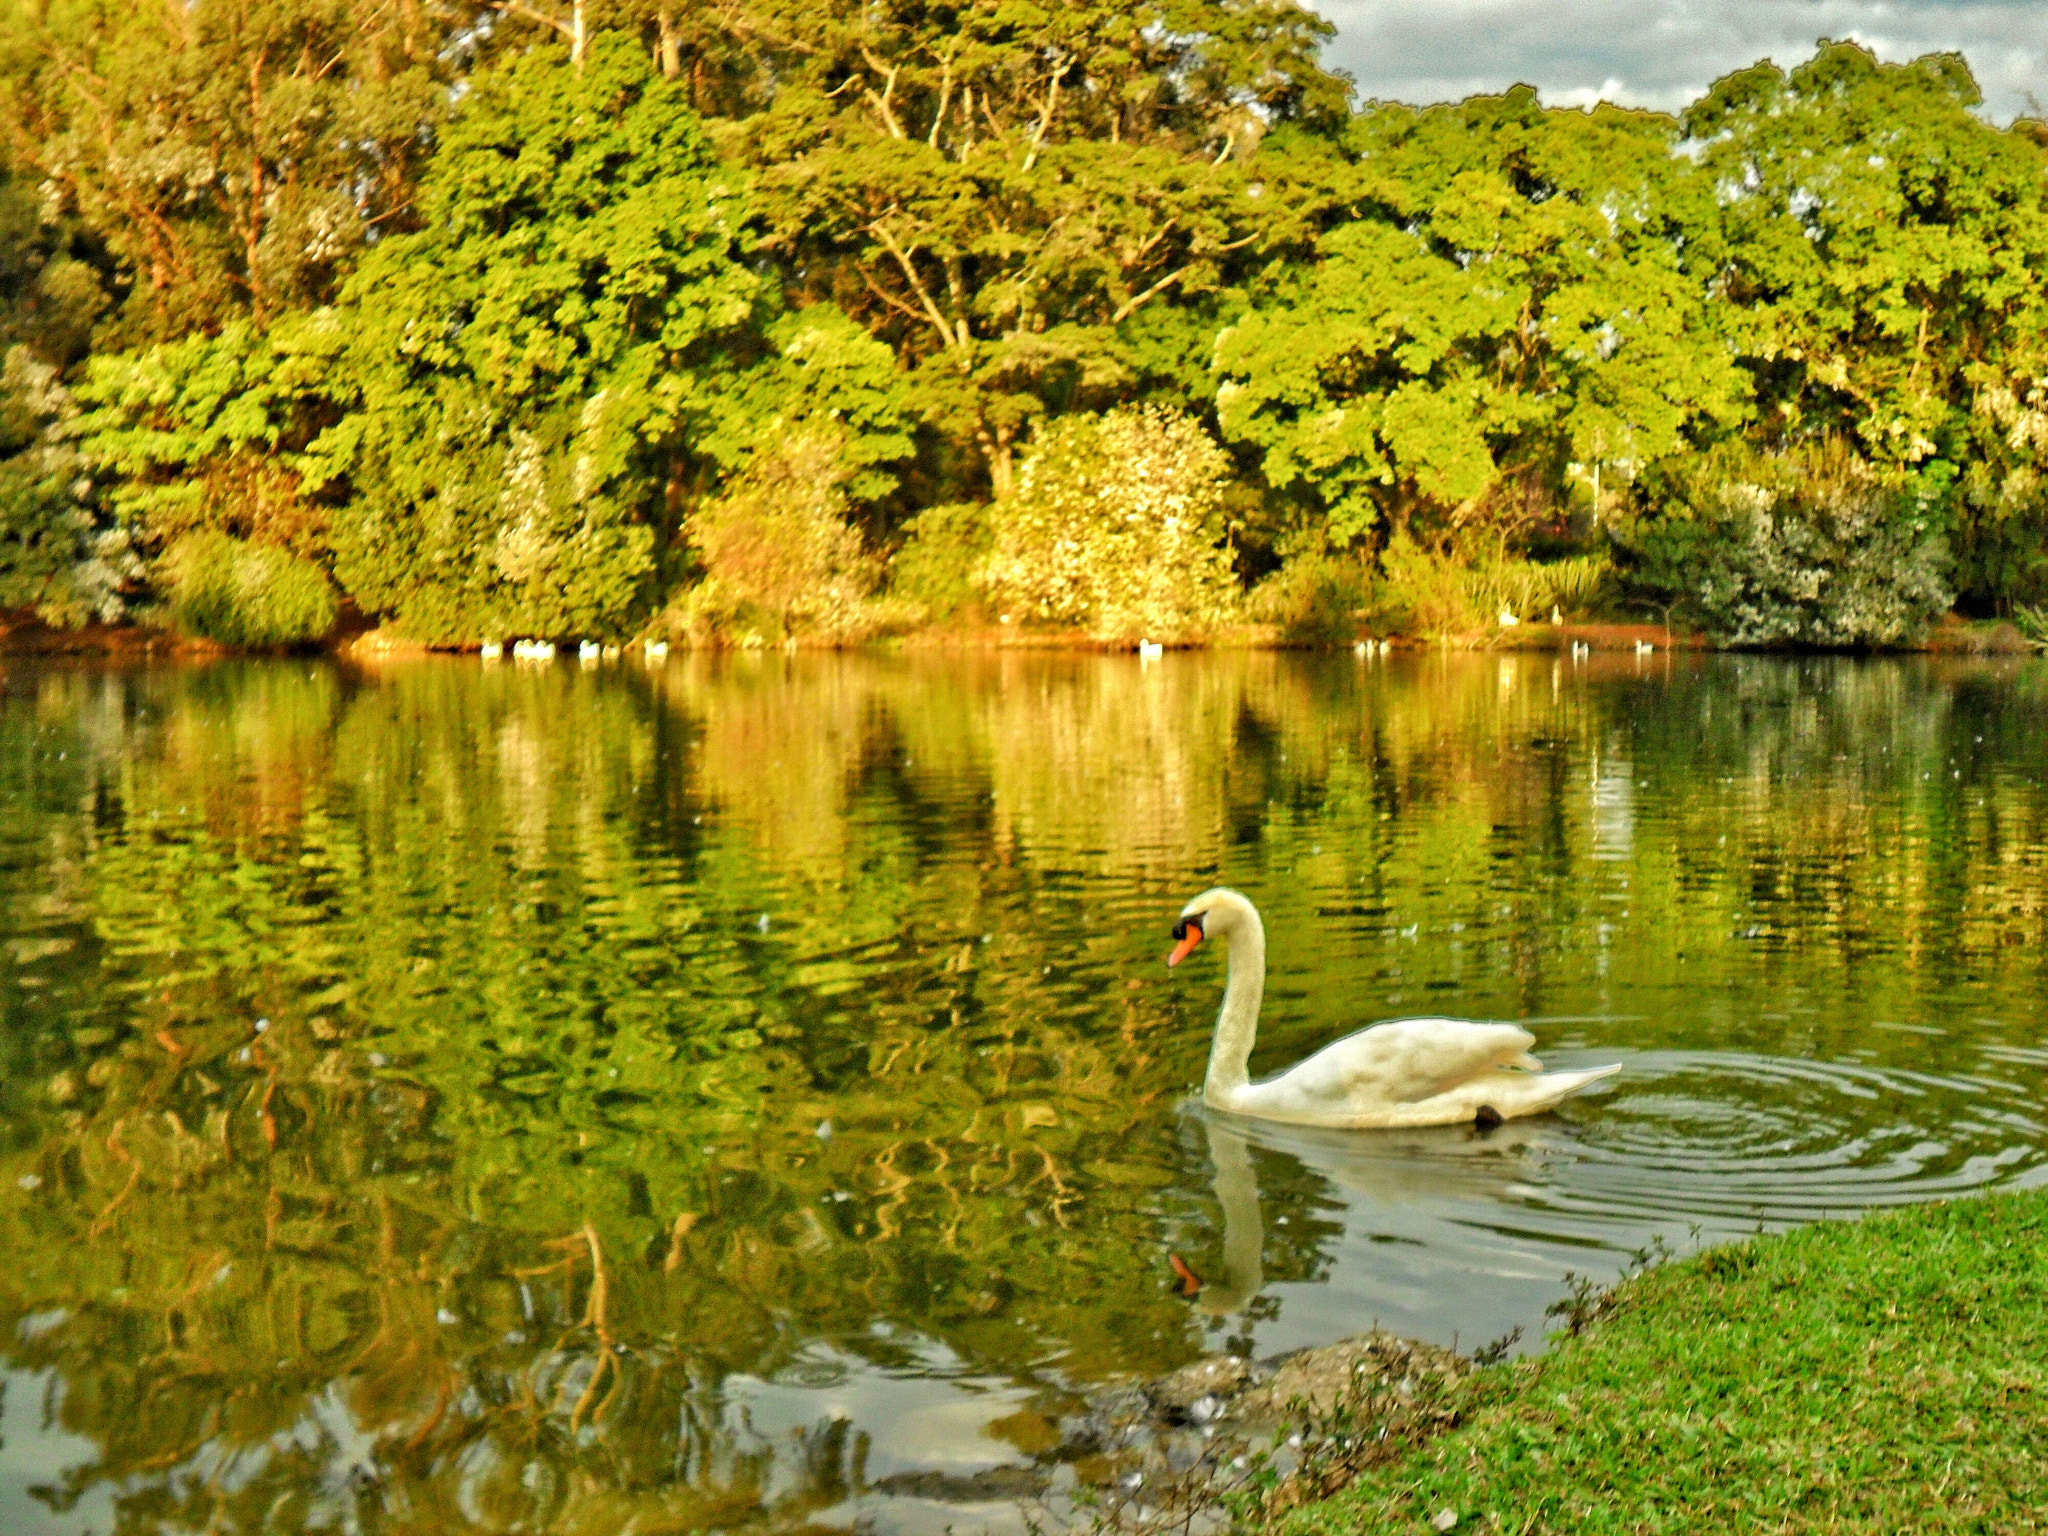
[3,614,2039,660]
[1020,1188,2048,1533]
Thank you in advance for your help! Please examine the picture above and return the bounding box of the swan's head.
[1168,887,1259,967]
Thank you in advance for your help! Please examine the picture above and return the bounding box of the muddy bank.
[1096,1329,1468,1435]
[881,1331,1472,1517]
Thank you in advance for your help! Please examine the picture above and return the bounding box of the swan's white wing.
[1302,1018,1537,1105]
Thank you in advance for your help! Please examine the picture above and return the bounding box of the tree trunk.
[656,10,680,79]
[988,436,1014,501]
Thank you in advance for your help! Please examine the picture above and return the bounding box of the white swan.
[1168,888,1620,1129]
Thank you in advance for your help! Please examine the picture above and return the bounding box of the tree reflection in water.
[0,651,2043,1532]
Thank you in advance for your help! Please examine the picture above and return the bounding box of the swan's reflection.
[1190,1098,1642,1355]
[1196,1110,1264,1317]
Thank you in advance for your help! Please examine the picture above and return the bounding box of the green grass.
[1283,1189,2048,1534]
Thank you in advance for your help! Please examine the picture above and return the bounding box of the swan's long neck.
[1203,912,1266,1102]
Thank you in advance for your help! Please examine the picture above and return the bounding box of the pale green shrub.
[980,407,1240,642]
[167,531,338,647]
[673,430,901,645]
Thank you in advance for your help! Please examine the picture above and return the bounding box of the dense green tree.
[737,0,1354,495]
[307,36,780,642]
[0,0,458,345]
[1680,43,2048,611]
[73,317,342,560]
[1215,90,1750,544]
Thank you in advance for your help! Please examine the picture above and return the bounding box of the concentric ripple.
[1530,1050,2048,1231]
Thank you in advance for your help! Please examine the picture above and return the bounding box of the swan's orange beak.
[1167,917,1204,967]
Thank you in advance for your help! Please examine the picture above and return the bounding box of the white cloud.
[1316,0,2046,122]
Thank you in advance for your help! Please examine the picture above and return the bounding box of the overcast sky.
[1316,1,2045,123]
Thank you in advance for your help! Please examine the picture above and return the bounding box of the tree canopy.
[3,2,2046,646]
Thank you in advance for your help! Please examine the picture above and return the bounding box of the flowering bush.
[980,407,1239,642]
[1638,446,1953,646]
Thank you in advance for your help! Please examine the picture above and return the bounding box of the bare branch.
[853,260,933,328]
[1101,218,1254,324]
[869,218,966,349]
[859,46,906,139]
[1022,59,1063,174]
[490,1,585,68]
[928,48,954,149]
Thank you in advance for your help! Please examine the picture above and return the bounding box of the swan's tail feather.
[1505,1062,1621,1118]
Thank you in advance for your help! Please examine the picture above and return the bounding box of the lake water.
[1,649,2044,1534]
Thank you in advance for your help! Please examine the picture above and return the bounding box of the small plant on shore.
[1244,1339,1470,1526]
[980,407,1240,643]
[2014,603,2048,650]
[1545,1234,1676,1336]
[1373,533,1612,636]
[166,531,338,648]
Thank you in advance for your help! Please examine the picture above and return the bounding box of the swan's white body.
[1172,888,1619,1130]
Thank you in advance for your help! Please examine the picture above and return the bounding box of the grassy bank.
[1281,1189,2048,1534]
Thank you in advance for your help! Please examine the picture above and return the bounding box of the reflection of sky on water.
[1,1371,117,1536]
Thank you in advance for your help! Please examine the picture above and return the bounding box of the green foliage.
[165,530,338,647]
[743,0,1351,497]
[708,307,918,507]
[0,0,451,343]
[317,35,771,645]
[1623,445,1952,646]
[73,317,339,556]
[981,406,1240,640]
[0,344,137,624]
[9,4,2048,644]
[1216,90,1749,542]
[890,500,994,621]
[1684,45,2048,611]
[0,170,105,366]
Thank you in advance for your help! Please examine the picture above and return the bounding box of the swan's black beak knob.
[1167,914,1205,967]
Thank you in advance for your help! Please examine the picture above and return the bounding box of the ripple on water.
[1532,1050,2048,1230]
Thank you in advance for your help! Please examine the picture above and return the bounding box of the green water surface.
[0,650,2044,1534]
